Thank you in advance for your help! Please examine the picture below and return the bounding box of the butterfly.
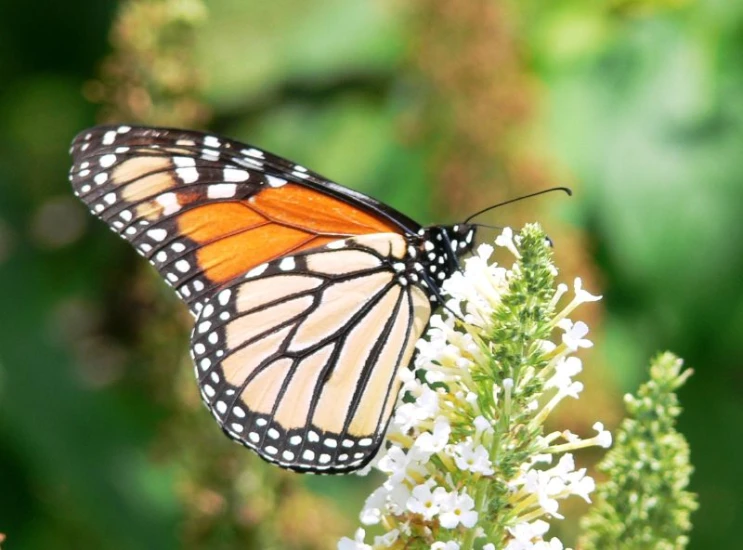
[68,125,477,473]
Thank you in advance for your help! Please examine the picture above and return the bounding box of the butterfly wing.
[190,233,431,473]
[68,125,411,315]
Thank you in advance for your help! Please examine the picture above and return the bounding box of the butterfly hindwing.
[69,125,402,314]
[190,233,432,473]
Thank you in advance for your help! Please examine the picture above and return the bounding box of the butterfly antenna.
[471,222,504,232]
[464,186,572,224]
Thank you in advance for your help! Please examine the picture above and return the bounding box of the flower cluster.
[579,352,697,550]
[339,225,610,550]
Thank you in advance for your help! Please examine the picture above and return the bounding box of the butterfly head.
[410,224,477,290]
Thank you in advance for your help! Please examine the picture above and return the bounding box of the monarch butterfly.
[68,125,477,474]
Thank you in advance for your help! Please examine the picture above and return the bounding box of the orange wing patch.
[179,184,398,285]
[251,184,398,234]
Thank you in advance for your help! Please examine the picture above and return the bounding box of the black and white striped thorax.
[405,224,477,302]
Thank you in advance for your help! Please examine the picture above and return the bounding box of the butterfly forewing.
[190,233,431,473]
[69,126,399,315]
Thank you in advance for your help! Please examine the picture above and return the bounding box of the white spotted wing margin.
[190,233,432,474]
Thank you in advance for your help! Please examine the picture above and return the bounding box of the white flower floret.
[573,277,602,304]
[431,542,460,550]
[557,319,593,351]
[546,357,583,391]
[438,490,478,529]
[413,417,451,457]
[359,486,386,525]
[406,482,445,520]
[505,519,551,549]
[473,415,494,437]
[337,528,371,550]
[377,447,423,486]
[592,422,613,448]
[450,440,495,475]
[495,226,520,258]
[372,529,399,548]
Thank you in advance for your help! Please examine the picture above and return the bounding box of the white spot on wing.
[218,289,231,305]
[266,175,286,188]
[242,148,264,158]
[176,167,199,184]
[326,240,345,250]
[147,228,167,241]
[99,154,116,168]
[246,263,268,278]
[102,131,116,145]
[223,168,249,182]
[204,136,221,148]
[156,192,180,215]
[175,259,190,273]
[173,156,195,167]
[207,183,237,198]
[279,257,295,271]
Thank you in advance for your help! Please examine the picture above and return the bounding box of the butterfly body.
[69,125,475,473]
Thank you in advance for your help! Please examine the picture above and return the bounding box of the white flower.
[570,473,595,503]
[505,520,552,550]
[563,381,584,400]
[377,447,424,486]
[593,422,613,448]
[406,483,445,520]
[450,440,494,475]
[392,387,441,433]
[384,481,412,514]
[546,357,582,391]
[438,490,478,529]
[338,528,371,550]
[414,417,451,457]
[573,277,602,304]
[399,368,422,395]
[373,529,399,548]
[473,415,494,437]
[557,319,593,350]
[344,227,608,549]
[359,486,387,525]
[495,227,520,258]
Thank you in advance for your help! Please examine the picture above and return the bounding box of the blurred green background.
[0,0,741,548]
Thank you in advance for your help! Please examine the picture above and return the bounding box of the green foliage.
[579,352,698,550]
